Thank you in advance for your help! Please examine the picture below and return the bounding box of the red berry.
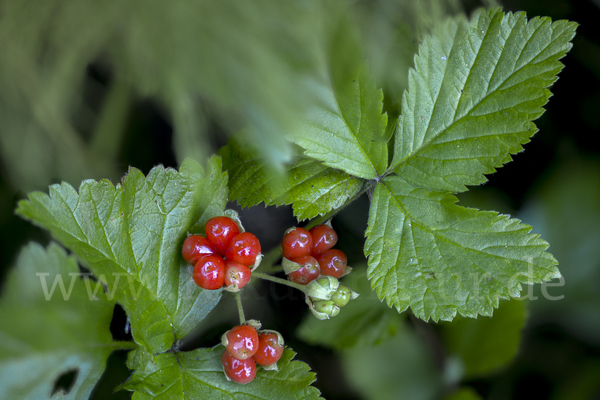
[309,225,338,256]
[316,249,347,279]
[182,234,218,264]
[282,227,313,259]
[222,350,256,384]
[288,255,320,285]
[224,260,252,289]
[205,216,241,255]
[225,232,261,266]
[192,255,225,290]
[225,325,259,360]
[253,332,284,367]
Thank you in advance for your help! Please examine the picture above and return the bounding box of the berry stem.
[235,291,246,325]
[253,272,308,293]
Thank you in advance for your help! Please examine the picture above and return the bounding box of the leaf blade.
[122,346,322,399]
[365,176,558,321]
[390,8,577,192]
[220,138,364,221]
[0,243,121,400]
[15,157,227,354]
[289,7,388,179]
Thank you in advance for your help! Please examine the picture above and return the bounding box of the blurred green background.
[1,0,599,399]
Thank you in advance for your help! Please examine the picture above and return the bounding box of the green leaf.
[289,6,388,180]
[297,266,403,349]
[0,242,126,399]
[365,176,558,321]
[15,157,227,354]
[439,300,527,379]
[220,137,364,221]
[121,346,322,399]
[390,8,577,192]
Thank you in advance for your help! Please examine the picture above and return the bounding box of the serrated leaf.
[297,266,403,349]
[15,157,227,354]
[439,300,527,379]
[289,6,388,179]
[390,8,577,192]
[0,243,123,399]
[365,176,558,321]
[121,346,321,399]
[220,137,364,221]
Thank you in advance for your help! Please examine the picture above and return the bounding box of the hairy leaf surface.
[220,138,363,221]
[0,243,123,399]
[15,158,227,354]
[121,346,321,399]
[365,176,558,321]
[390,8,577,192]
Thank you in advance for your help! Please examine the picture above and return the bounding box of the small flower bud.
[330,284,357,307]
[307,299,340,319]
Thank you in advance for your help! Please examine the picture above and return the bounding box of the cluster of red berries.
[221,323,284,384]
[282,223,348,285]
[182,216,261,291]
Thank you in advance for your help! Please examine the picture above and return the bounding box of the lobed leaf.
[220,137,364,221]
[121,346,322,399]
[390,8,577,192]
[364,176,558,321]
[0,243,124,399]
[15,157,227,354]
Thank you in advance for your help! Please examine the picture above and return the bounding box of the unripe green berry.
[331,285,352,307]
[313,300,340,317]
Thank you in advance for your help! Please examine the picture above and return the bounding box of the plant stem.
[253,272,307,293]
[235,291,246,325]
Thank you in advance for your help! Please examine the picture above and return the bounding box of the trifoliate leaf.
[439,300,527,379]
[297,266,404,349]
[390,8,577,192]
[15,157,227,354]
[289,6,388,180]
[365,176,558,321]
[0,243,127,399]
[121,346,322,399]
[220,137,363,221]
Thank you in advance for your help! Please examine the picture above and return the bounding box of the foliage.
[0,1,582,399]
